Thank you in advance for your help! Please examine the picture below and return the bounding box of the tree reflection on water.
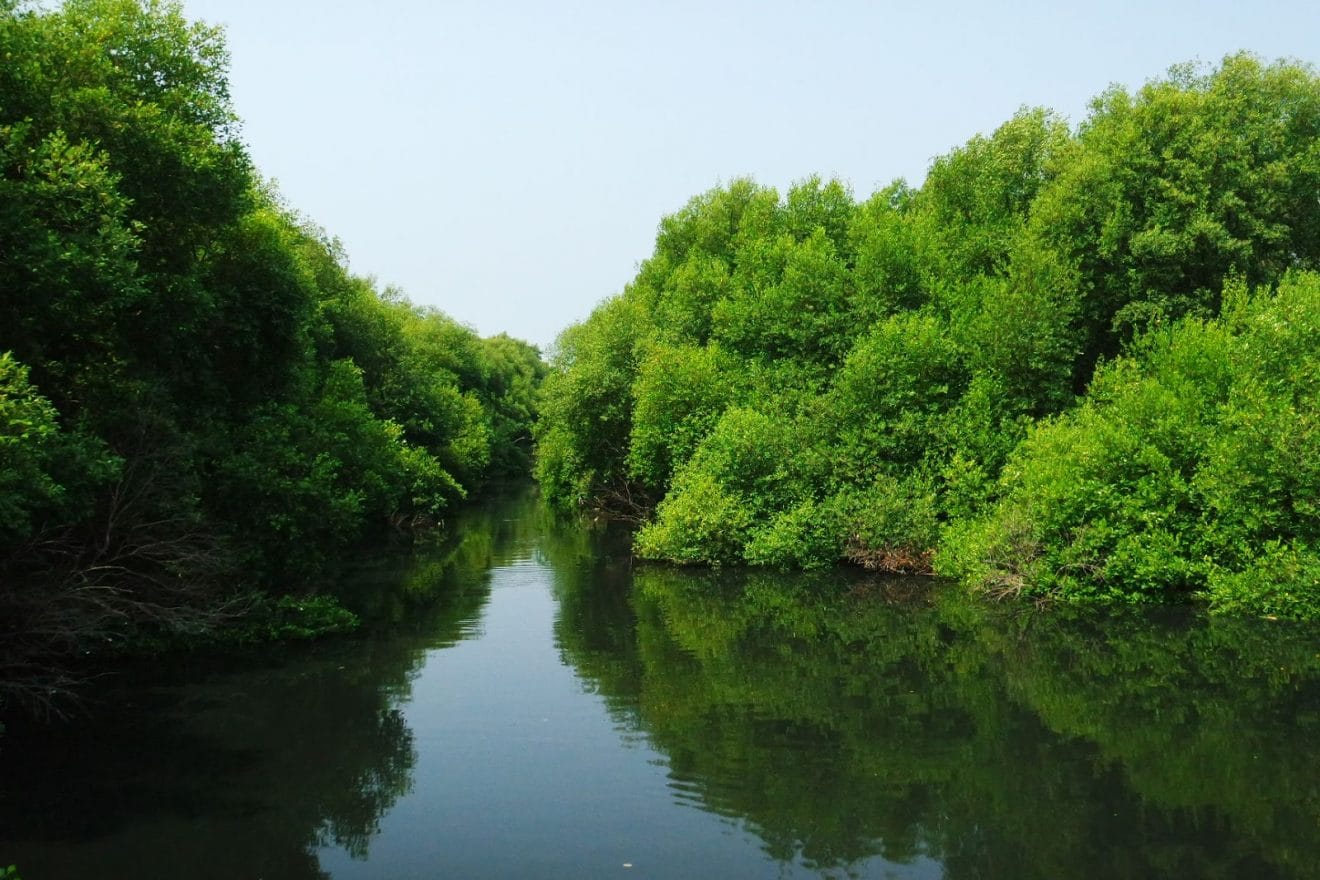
[4,487,1319,879]
[554,557,1320,879]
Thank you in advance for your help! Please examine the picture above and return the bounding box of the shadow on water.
[0,484,543,880]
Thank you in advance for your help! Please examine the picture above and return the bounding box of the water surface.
[3,486,1319,878]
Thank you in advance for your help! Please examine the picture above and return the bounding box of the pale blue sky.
[180,0,1319,350]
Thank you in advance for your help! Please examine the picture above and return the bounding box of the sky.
[178,0,1320,351]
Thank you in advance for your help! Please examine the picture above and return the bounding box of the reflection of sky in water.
[319,556,933,879]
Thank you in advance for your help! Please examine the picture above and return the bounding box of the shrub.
[941,272,1320,613]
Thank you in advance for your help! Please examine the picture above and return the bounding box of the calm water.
[3,486,1319,879]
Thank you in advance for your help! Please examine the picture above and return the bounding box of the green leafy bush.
[0,352,118,549]
[536,53,1320,618]
[628,343,737,492]
[941,273,1320,618]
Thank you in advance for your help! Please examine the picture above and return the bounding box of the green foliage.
[211,360,416,582]
[478,334,548,477]
[1031,53,1320,373]
[917,107,1070,281]
[943,273,1320,617]
[955,239,1081,417]
[654,177,777,270]
[1202,542,1320,620]
[651,254,731,345]
[628,343,737,492]
[712,226,856,369]
[638,407,806,565]
[848,181,924,321]
[835,476,941,572]
[535,293,652,509]
[635,468,754,565]
[741,496,845,570]
[232,595,361,644]
[0,352,118,547]
[0,125,143,396]
[0,0,544,681]
[536,53,1320,619]
[824,312,967,475]
[191,207,319,409]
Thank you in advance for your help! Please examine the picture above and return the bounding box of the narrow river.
[3,485,1318,879]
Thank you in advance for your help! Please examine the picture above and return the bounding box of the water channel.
[3,485,1319,878]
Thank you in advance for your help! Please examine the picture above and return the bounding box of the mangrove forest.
[536,52,1320,620]
[0,0,544,689]
[5,2,1320,878]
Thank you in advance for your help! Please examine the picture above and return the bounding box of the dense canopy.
[0,0,544,678]
[536,53,1320,619]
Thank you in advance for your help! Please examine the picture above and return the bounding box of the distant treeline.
[0,0,543,676]
[536,53,1320,619]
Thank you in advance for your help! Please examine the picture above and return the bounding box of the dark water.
[3,486,1320,879]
